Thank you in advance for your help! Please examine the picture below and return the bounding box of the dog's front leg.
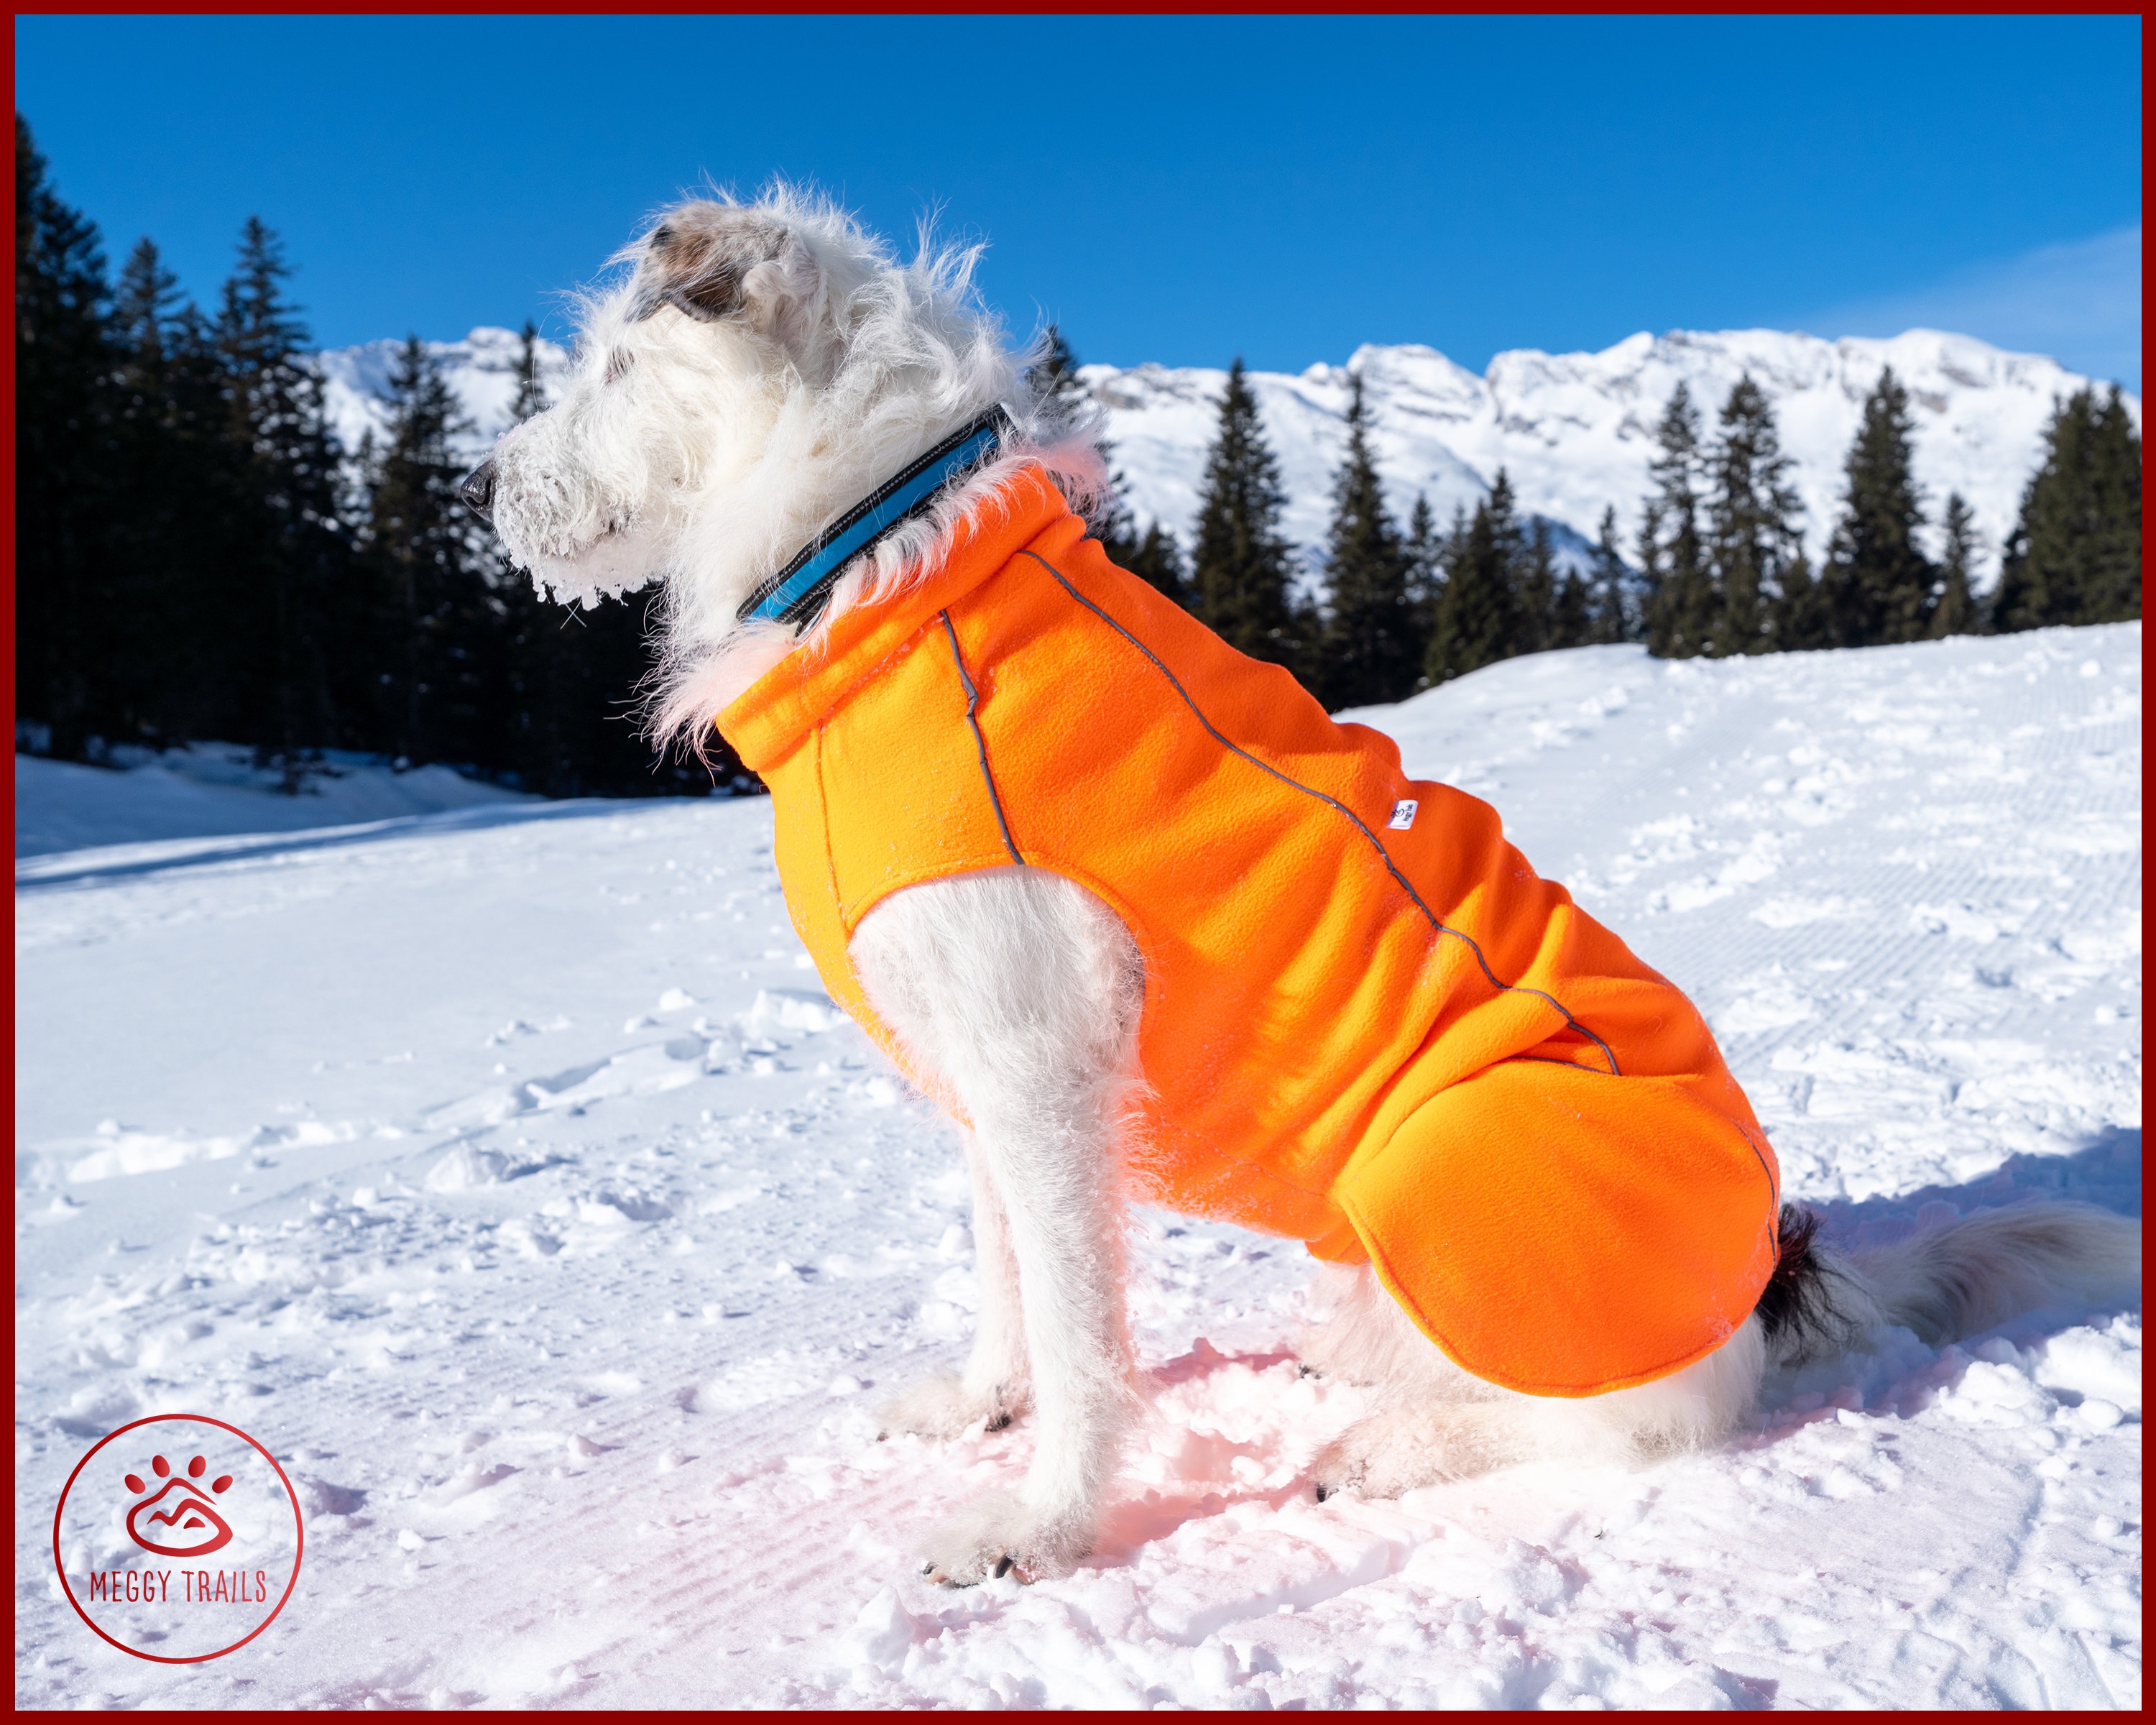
[877,1130,1031,1438]
[852,868,1142,1583]
[924,1049,1134,1582]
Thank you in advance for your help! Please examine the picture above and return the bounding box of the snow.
[317,323,2139,594]
[13,743,535,860]
[1084,331,2141,584]
[14,622,2139,1708]
[315,326,571,473]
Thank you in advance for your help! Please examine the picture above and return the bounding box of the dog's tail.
[1756,1200,2141,1366]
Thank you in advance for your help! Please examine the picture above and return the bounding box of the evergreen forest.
[16,117,737,796]
[1130,353,2140,712]
[17,116,2144,797]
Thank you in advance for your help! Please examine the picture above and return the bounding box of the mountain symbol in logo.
[123,1453,236,1558]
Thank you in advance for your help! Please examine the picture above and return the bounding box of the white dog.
[468,188,2139,1585]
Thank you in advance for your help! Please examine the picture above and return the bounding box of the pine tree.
[106,239,251,748]
[2080,387,2145,622]
[217,219,309,453]
[1638,385,1712,658]
[364,334,490,765]
[1402,492,1440,600]
[1031,322,1189,607]
[15,113,118,758]
[1822,367,1935,645]
[22,121,726,804]
[1190,357,1310,677]
[214,217,351,774]
[1319,372,1419,709]
[492,321,580,791]
[1093,459,1192,605]
[1105,515,1192,606]
[1027,323,1084,420]
[1029,322,1106,524]
[1092,464,1193,607]
[1425,472,1524,685]
[1703,374,1802,656]
[1772,550,1834,651]
[1584,506,1633,643]
[1546,536,1592,650]
[1401,492,1445,679]
[114,237,180,374]
[1513,517,1557,655]
[1991,387,2142,631]
[1929,492,1981,638]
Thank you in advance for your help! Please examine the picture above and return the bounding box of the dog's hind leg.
[853,865,1145,1583]
[1296,1261,1498,1393]
[1302,1261,1769,1497]
[1310,1310,1769,1498]
[878,1130,1033,1438]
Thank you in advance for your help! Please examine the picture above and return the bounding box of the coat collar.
[719,462,1074,772]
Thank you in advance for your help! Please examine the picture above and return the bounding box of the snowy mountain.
[316,325,571,469]
[1084,331,2139,586]
[318,326,2139,592]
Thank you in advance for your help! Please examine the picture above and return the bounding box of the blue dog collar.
[737,409,1011,631]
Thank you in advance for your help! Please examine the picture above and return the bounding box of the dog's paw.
[1310,1404,1526,1500]
[876,1373,1028,1441]
[916,1490,1091,1586]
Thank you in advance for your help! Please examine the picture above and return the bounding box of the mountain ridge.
[317,326,2139,593]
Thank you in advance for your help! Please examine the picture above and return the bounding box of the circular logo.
[52,1413,304,1664]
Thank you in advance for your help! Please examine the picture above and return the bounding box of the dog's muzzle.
[459,460,497,521]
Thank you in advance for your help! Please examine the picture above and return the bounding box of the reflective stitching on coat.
[1017,547,1622,1078]
[940,610,1024,868]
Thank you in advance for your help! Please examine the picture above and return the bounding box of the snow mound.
[749,987,846,1033]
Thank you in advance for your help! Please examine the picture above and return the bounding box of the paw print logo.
[123,1453,235,1557]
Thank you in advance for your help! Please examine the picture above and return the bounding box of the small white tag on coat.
[1388,799,1419,831]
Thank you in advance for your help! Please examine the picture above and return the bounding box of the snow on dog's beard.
[483,189,1107,751]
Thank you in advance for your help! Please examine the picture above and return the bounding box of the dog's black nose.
[459,460,497,520]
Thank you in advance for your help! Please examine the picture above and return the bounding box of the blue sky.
[14,15,2143,387]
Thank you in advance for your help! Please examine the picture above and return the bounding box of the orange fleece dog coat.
[719,465,1782,1397]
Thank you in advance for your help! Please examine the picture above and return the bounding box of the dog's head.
[473,186,1104,745]
[480,189,1060,598]
[475,196,852,602]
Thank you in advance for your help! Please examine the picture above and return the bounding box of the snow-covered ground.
[15,623,2140,1708]
[14,744,535,861]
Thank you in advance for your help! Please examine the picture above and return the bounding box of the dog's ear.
[632,208,820,341]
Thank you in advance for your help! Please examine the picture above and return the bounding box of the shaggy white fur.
[1296,1200,2139,1497]
[1299,1272,1776,1496]
[853,867,1146,1583]
[479,186,2143,1586]
[482,185,1106,748]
